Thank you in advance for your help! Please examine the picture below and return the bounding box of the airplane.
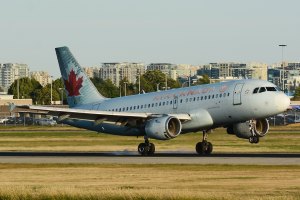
[19,46,290,156]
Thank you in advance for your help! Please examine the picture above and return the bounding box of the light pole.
[156,83,160,91]
[137,73,141,94]
[50,76,53,105]
[165,73,168,91]
[59,88,64,105]
[124,82,128,96]
[279,44,287,92]
[16,74,20,99]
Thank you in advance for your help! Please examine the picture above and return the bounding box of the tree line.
[7,70,210,105]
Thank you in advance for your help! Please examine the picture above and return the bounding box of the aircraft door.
[173,96,178,109]
[233,83,244,105]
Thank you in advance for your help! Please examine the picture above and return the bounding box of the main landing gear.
[138,136,155,156]
[195,130,213,155]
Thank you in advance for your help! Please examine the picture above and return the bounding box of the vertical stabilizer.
[55,46,105,107]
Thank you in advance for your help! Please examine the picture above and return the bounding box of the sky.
[0,0,299,78]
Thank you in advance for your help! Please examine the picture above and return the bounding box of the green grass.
[0,164,298,200]
[0,127,299,153]
[0,126,299,199]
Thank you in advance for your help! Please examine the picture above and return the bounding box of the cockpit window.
[253,87,259,94]
[266,87,277,91]
[259,87,266,93]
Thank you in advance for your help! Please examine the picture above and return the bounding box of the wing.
[17,105,191,125]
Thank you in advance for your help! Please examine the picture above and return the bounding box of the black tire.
[196,142,204,155]
[149,143,155,155]
[138,143,147,155]
[205,142,213,155]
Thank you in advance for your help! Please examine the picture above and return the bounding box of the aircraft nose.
[275,93,290,112]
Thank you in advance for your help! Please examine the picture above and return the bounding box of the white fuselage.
[73,79,290,134]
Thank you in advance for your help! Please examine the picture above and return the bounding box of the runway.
[0,151,299,165]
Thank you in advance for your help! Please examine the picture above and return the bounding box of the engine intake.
[145,116,182,140]
[227,118,269,139]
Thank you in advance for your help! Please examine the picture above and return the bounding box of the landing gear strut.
[138,136,155,156]
[195,130,213,155]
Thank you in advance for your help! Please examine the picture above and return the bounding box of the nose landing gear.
[195,130,213,155]
[249,136,259,144]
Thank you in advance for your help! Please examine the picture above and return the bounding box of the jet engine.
[145,116,182,140]
[227,119,269,139]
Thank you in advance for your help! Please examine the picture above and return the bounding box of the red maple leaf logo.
[64,69,83,96]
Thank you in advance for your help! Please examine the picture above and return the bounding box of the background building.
[97,62,145,86]
[0,63,30,90]
[31,71,52,87]
[147,63,198,80]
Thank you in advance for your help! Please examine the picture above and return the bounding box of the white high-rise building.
[31,71,52,87]
[97,63,145,86]
[0,63,30,89]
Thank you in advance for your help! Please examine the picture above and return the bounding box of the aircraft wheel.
[138,143,155,156]
[196,142,213,155]
[205,142,213,154]
[148,143,155,155]
[196,142,205,155]
[249,136,259,144]
[138,143,148,155]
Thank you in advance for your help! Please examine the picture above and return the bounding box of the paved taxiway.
[0,152,299,165]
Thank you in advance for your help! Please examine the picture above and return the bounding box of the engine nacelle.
[145,116,182,140]
[227,119,269,139]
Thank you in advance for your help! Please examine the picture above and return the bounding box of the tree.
[142,70,181,92]
[91,77,119,98]
[194,74,210,85]
[293,87,300,100]
[8,77,42,103]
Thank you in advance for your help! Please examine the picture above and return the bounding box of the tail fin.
[55,46,105,107]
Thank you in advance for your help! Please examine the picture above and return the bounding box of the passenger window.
[155,103,158,107]
[159,102,161,106]
[133,106,136,110]
[193,97,196,101]
[170,101,173,104]
[180,99,183,103]
[223,93,226,97]
[205,96,207,100]
[141,105,143,109]
[253,87,259,93]
[219,94,222,98]
[259,87,266,93]
[148,104,150,108]
[163,102,165,106]
[152,103,154,107]
[197,97,199,101]
[227,93,230,96]
[208,95,211,99]
[186,98,188,102]
[212,95,214,99]
[201,96,203,100]
[166,101,169,105]
[130,106,132,110]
